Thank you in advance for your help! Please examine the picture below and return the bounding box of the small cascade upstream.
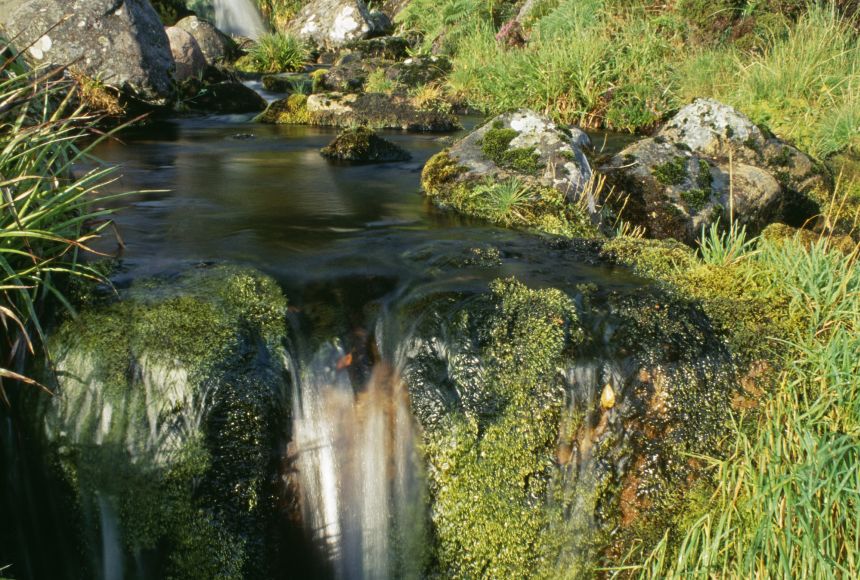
[212,0,267,40]
[288,342,426,579]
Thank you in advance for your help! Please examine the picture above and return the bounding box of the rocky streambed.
[0,1,849,579]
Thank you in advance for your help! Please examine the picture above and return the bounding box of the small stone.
[600,383,616,409]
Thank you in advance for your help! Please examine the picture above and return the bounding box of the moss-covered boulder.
[600,98,825,244]
[384,55,451,88]
[321,126,411,162]
[258,91,459,131]
[395,274,734,577]
[42,265,290,579]
[421,110,598,237]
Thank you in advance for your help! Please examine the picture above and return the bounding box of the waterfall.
[288,343,426,579]
[212,0,267,40]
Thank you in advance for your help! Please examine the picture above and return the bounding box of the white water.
[213,0,267,40]
[98,494,124,580]
[289,343,425,579]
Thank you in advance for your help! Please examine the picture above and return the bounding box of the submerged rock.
[42,265,290,579]
[320,126,412,162]
[259,91,460,131]
[601,98,825,244]
[176,15,239,64]
[288,0,386,48]
[166,26,207,82]
[0,0,175,105]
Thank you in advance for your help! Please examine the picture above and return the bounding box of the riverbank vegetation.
[0,50,121,402]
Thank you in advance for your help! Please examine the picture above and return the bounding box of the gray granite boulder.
[288,0,387,48]
[166,26,206,82]
[0,0,175,104]
[176,15,238,64]
[600,99,826,244]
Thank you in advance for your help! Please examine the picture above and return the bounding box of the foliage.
[364,68,401,95]
[255,0,307,30]
[244,33,308,74]
[0,52,125,402]
[616,235,860,579]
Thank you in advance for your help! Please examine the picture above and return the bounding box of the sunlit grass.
[1,48,127,402]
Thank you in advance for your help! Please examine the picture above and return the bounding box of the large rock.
[0,0,174,104]
[288,0,387,48]
[42,265,290,578]
[424,109,594,205]
[166,26,206,82]
[176,15,238,64]
[394,273,734,577]
[600,98,825,244]
[259,91,460,131]
[184,80,268,113]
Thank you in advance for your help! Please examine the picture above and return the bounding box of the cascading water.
[287,342,427,580]
[212,0,267,40]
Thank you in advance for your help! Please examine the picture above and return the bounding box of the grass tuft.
[243,33,308,74]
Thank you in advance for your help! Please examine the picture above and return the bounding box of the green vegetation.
[421,278,584,578]
[239,32,308,74]
[0,54,123,402]
[399,1,859,158]
[480,126,543,174]
[603,216,860,577]
[47,265,288,579]
[255,0,307,30]
[652,156,689,186]
[364,68,402,95]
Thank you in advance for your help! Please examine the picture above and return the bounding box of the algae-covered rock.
[321,126,411,162]
[601,98,825,244]
[43,264,290,579]
[259,91,460,131]
[395,274,734,577]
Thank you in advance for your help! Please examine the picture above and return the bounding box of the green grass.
[242,33,308,74]
[612,225,860,578]
[0,52,125,402]
[403,1,859,158]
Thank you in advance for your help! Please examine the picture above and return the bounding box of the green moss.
[680,188,709,211]
[421,278,584,578]
[601,236,804,363]
[320,126,411,162]
[46,265,289,578]
[480,127,518,161]
[480,127,543,175]
[258,93,313,124]
[652,156,689,186]
[421,150,466,196]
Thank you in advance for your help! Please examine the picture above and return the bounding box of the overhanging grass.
[1,50,126,402]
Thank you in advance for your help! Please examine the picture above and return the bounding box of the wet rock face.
[0,0,175,104]
[43,265,290,579]
[601,98,825,244]
[176,15,238,64]
[259,91,460,131]
[425,109,594,204]
[396,273,734,577]
[320,126,411,162]
[288,0,387,48]
[166,26,207,82]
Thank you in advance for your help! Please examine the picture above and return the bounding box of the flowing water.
[0,107,685,579]
[212,0,267,39]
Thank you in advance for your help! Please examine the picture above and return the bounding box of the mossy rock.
[341,35,411,59]
[42,264,290,579]
[320,126,411,162]
[261,72,313,93]
[384,55,451,88]
[421,110,599,238]
[394,272,735,577]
